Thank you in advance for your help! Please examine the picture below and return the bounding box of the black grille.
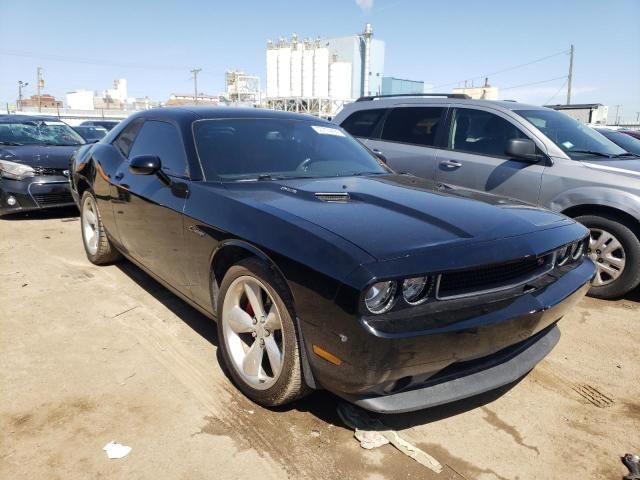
[33,191,74,206]
[437,255,549,298]
[33,166,66,176]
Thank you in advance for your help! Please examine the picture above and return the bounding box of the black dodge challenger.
[70,107,596,413]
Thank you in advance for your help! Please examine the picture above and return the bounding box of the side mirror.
[505,138,539,163]
[129,155,161,175]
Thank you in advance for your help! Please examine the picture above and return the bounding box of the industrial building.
[452,78,499,100]
[381,77,424,95]
[544,103,609,125]
[265,24,385,117]
[224,70,261,104]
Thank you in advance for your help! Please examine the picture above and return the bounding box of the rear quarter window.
[340,109,386,138]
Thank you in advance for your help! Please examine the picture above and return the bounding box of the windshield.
[0,120,86,146]
[514,109,626,159]
[597,129,640,156]
[193,118,389,180]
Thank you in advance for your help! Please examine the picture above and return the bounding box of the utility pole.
[566,45,574,105]
[36,67,44,112]
[614,105,622,125]
[190,68,202,105]
[636,112,639,124]
[17,80,29,111]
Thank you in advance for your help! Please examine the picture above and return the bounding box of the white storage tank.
[277,46,292,98]
[302,46,314,97]
[329,62,352,100]
[266,45,278,98]
[313,46,329,98]
[290,45,303,97]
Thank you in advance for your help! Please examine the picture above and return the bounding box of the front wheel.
[216,258,308,407]
[80,191,121,265]
[576,215,640,299]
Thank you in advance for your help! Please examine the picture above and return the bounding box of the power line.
[0,49,193,72]
[433,49,570,89]
[500,75,568,91]
[543,78,569,105]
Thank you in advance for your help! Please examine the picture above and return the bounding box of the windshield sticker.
[562,141,574,149]
[43,121,66,126]
[311,125,345,137]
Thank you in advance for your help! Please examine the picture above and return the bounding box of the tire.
[576,214,640,299]
[80,191,121,265]
[216,258,308,407]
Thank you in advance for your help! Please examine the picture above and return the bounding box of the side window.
[380,107,445,147]
[340,109,386,138]
[128,120,188,176]
[113,119,143,158]
[449,108,526,157]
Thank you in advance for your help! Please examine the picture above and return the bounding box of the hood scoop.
[314,192,351,203]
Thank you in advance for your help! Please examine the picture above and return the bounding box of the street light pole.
[36,67,43,112]
[190,68,202,105]
[566,45,574,105]
[18,81,29,111]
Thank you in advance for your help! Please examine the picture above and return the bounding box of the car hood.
[0,145,80,169]
[222,174,574,261]
[581,158,640,178]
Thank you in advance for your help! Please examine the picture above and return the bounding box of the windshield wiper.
[0,141,24,146]
[612,152,637,158]
[570,150,612,158]
[348,171,388,176]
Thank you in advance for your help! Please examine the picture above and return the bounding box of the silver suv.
[334,94,640,299]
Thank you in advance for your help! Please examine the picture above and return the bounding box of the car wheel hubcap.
[222,276,284,390]
[82,196,99,255]
[588,228,626,286]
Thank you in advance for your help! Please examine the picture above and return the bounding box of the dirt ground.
[1,208,639,480]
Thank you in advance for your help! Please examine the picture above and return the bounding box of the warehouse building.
[544,103,609,125]
[381,77,424,95]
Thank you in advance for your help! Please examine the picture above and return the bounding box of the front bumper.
[0,176,75,216]
[299,260,595,413]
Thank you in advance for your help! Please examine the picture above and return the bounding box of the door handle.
[440,160,463,169]
[114,172,125,181]
[372,149,383,154]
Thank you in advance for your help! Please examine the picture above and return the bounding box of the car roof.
[132,106,332,123]
[345,96,548,112]
[0,114,69,124]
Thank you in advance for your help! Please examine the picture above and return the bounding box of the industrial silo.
[277,39,291,98]
[313,41,329,98]
[302,42,314,98]
[266,41,278,98]
[290,35,303,97]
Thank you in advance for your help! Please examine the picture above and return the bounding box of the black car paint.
[70,107,595,411]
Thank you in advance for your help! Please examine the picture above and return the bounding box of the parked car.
[0,115,85,216]
[79,120,119,131]
[335,95,640,299]
[73,125,108,143]
[70,107,594,413]
[596,128,640,155]
[620,130,640,141]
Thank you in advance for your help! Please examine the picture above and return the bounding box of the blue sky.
[1,0,638,121]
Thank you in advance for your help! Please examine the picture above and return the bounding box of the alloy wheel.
[82,196,99,256]
[588,228,626,286]
[221,276,285,390]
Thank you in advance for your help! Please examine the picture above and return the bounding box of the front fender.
[549,186,640,221]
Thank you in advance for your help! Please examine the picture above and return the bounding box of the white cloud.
[355,0,374,12]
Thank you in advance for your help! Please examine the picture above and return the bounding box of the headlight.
[556,244,571,267]
[402,276,432,305]
[571,240,585,261]
[0,160,35,180]
[364,281,397,314]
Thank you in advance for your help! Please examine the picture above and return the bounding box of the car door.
[110,119,190,292]
[435,106,545,205]
[366,106,447,180]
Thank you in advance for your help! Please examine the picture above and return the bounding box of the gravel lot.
[1,208,639,480]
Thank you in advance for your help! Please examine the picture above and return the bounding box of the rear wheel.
[216,258,308,407]
[80,191,121,265]
[576,214,640,299]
